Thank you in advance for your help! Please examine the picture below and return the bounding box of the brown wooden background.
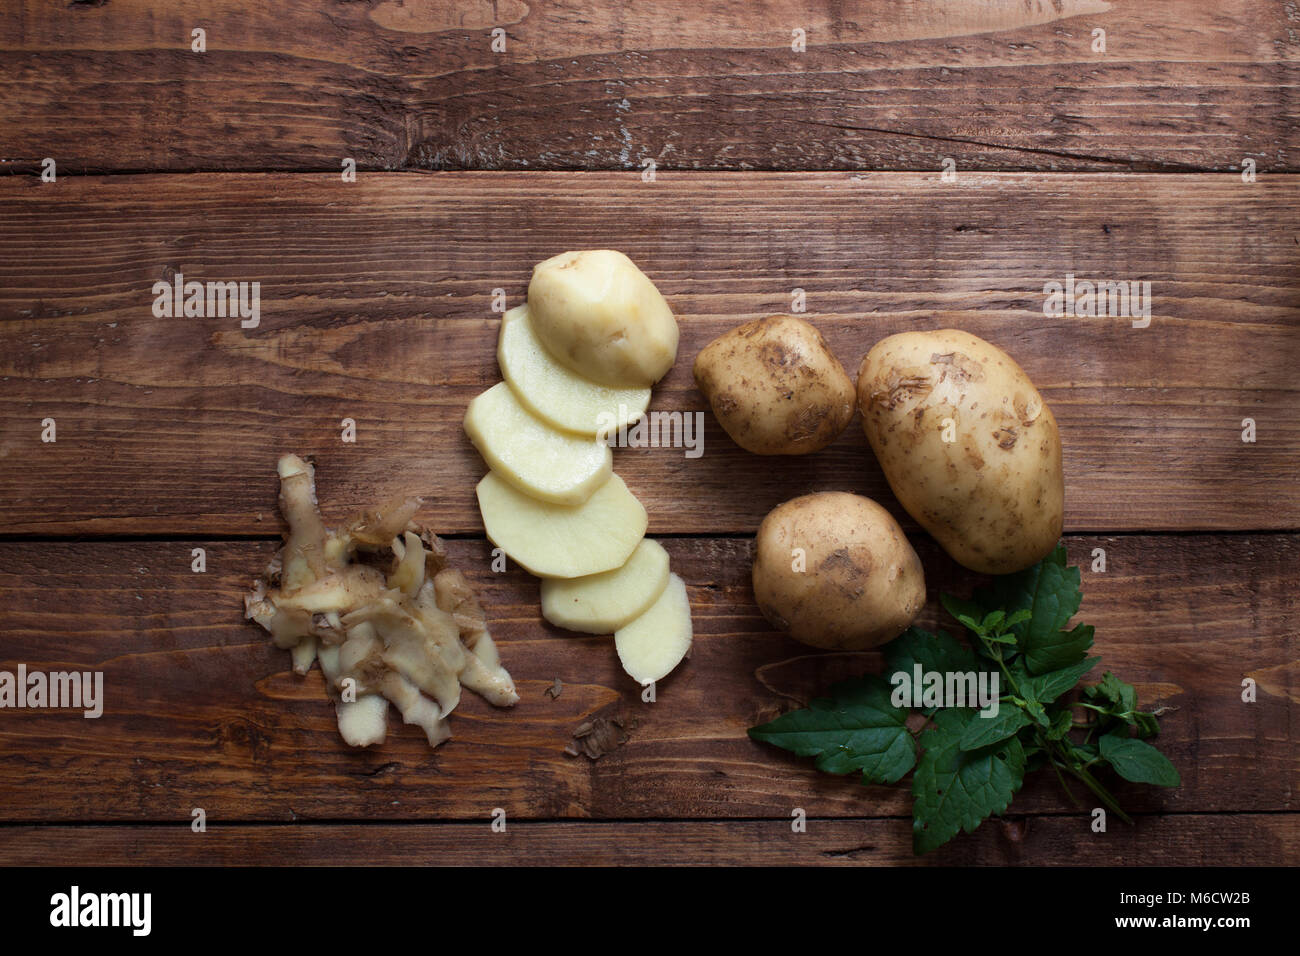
[0,1,1295,866]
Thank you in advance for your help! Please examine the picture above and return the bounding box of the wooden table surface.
[0,2,1296,866]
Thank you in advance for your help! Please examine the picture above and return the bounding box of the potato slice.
[476,470,647,578]
[464,381,613,505]
[497,304,650,437]
[614,572,692,686]
[540,539,671,634]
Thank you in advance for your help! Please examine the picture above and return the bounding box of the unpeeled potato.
[693,315,855,455]
[752,492,925,650]
[857,329,1064,574]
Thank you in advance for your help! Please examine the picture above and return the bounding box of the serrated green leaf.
[1072,742,1100,763]
[1023,656,1100,705]
[1004,609,1033,628]
[747,676,916,784]
[1046,708,1074,740]
[1086,672,1162,737]
[1133,712,1160,739]
[883,627,983,684]
[959,706,1032,751]
[1089,672,1136,710]
[912,709,1026,854]
[964,544,1090,674]
[985,634,1017,646]
[1026,623,1095,674]
[1098,732,1181,787]
[940,594,986,632]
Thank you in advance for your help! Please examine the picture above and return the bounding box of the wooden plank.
[0,1,1295,174]
[0,814,1292,866]
[1,172,1296,534]
[0,534,1293,823]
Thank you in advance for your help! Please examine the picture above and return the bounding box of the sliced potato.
[476,470,647,578]
[540,538,671,634]
[614,572,692,686]
[497,304,650,437]
[464,381,613,505]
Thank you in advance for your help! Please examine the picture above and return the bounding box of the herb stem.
[1053,744,1133,825]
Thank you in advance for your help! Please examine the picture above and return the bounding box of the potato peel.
[244,454,518,749]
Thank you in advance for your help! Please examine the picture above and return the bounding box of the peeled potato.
[476,470,647,578]
[498,304,650,437]
[464,382,613,505]
[528,250,679,387]
[540,538,671,634]
[614,572,692,686]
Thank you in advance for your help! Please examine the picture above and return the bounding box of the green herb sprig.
[748,545,1179,854]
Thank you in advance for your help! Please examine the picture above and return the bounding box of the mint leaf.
[883,626,982,681]
[748,676,916,784]
[1098,732,1181,787]
[1046,708,1074,740]
[1073,741,1100,764]
[983,631,1018,646]
[1084,672,1164,738]
[940,594,986,632]
[1022,656,1100,705]
[1133,712,1160,739]
[912,709,1026,854]
[967,544,1090,674]
[1026,623,1095,675]
[1004,609,1033,629]
[959,706,1032,751]
[1086,672,1137,713]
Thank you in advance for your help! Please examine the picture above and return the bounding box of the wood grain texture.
[1,172,1297,535]
[0,814,1291,866]
[0,535,1293,828]
[0,1,1295,174]
[1,0,1292,872]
